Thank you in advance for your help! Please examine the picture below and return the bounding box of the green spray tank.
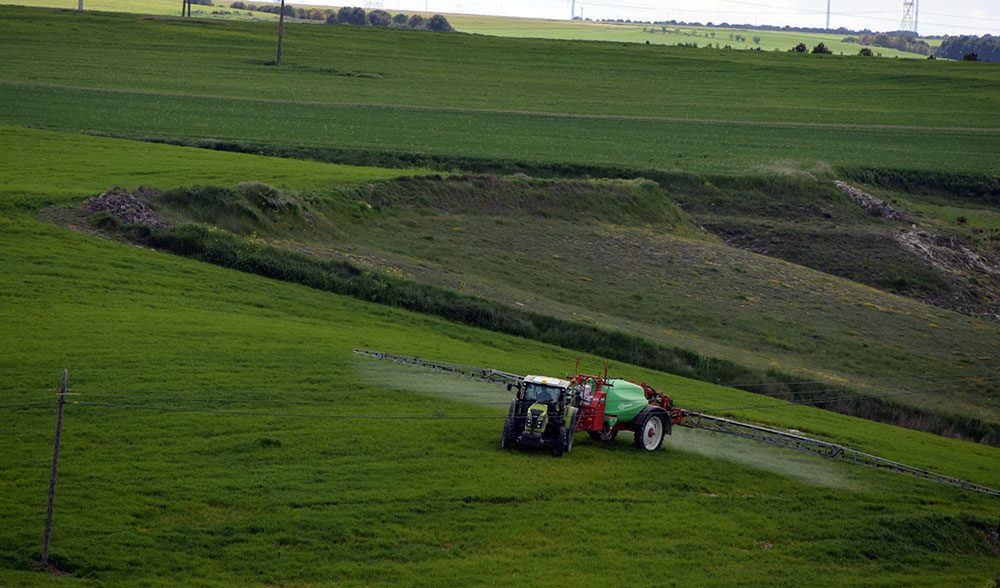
[572,373,677,451]
[585,378,650,427]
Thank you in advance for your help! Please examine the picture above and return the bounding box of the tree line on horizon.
[843,32,998,62]
[229,2,454,31]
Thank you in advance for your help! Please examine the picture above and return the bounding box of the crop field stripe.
[2,79,997,135]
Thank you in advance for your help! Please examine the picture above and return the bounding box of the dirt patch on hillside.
[834,181,904,221]
[85,187,162,227]
[895,229,1000,321]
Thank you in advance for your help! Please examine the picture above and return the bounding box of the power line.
[2,370,996,398]
[690,388,932,413]
[572,0,996,32]
[70,401,503,420]
[0,402,55,409]
[59,382,974,421]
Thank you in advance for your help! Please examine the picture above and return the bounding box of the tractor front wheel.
[634,412,666,451]
[551,425,567,458]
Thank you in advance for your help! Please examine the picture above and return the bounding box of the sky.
[305,0,999,36]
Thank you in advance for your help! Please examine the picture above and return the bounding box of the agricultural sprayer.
[354,349,1000,498]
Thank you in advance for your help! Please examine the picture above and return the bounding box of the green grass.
[167,175,997,426]
[0,125,414,211]
[0,0,283,19]
[10,126,996,430]
[1,126,998,587]
[0,9,998,584]
[0,6,998,176]
[447,14,934,59]
[0,0,939,58]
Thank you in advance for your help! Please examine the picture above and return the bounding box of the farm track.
[2,79,997,135]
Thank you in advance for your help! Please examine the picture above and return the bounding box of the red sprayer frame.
[569,372,686,434]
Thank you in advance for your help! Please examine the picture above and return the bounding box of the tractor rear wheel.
[588,428,618,442]
[634,412,666,451]
[551,425,567,458]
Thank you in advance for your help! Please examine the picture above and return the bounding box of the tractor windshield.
[524,383,563,403]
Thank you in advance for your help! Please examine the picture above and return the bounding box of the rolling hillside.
[1,5,998,585]
[1,126,998,587]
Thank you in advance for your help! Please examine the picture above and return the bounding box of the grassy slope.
[6,123,996,433]
[0,125,412,211]
[1,127,998,587]
[0,6,998,176]
[148,174,999,425]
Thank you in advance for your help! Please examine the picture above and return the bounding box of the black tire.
[501,404,519,450]
[633,412,666,451]
[588,428,618,442]
[551,425,566,458]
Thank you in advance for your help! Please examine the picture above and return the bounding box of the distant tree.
[326,12,338,24]
[426,14,454,32]
[963,52,979,61]
[859,47,874,57]
[812,42,833,54]
[392,13,409,26]
[791,42,807,53]
[753,35,761,44]
[408,14,426,29]
[337,6,367,26]
[841,33,931,55]
[367,9,391,27]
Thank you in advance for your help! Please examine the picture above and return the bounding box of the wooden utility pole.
[40,369,68,568]
[276,0,286,65]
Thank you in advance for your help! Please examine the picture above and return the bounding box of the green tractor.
[500,375,578,457]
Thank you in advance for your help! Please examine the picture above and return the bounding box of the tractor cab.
[521,376,567,405]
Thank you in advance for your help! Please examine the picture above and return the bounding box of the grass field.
[0,7,998,177]
[447,14,934,58]
[1,126,999,586]
[0,0,284,18]
[0,126,414,211]
[1,5,998,585]
[0,0,940,58]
